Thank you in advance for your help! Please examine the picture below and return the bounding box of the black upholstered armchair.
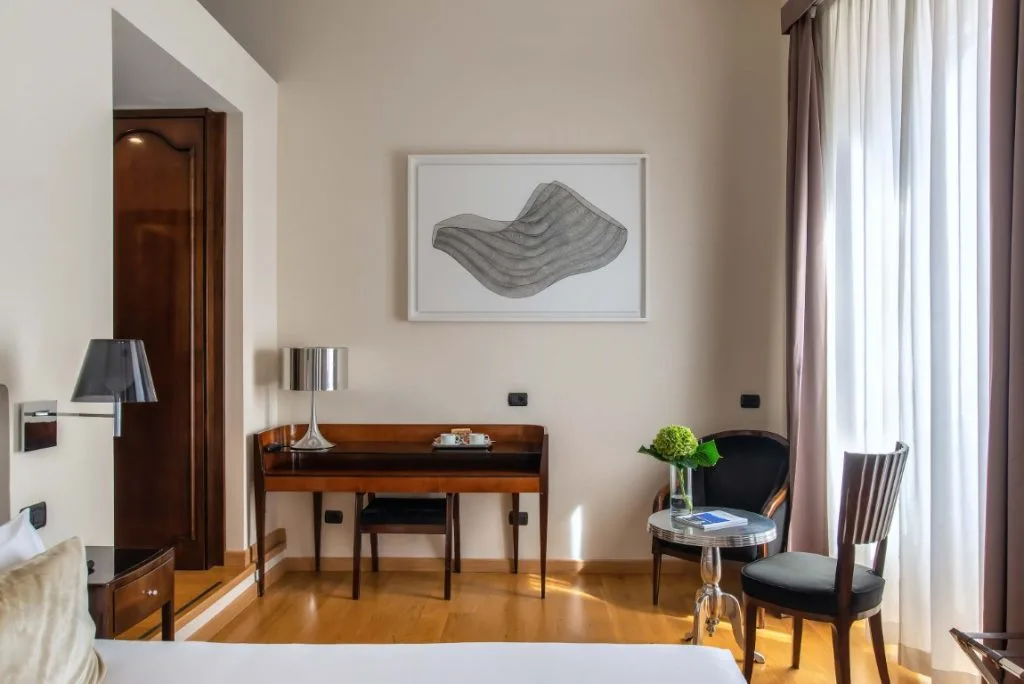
[651,430,790,605]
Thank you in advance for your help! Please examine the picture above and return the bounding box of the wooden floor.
[211,570,926,683]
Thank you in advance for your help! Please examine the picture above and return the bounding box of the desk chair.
[352,493,461,600]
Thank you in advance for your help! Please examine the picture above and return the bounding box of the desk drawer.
[112,560,173,635]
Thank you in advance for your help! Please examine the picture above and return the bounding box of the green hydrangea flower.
[639,425,722,470]
[652,426,698,459]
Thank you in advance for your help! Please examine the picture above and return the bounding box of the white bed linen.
[96,641,745,683]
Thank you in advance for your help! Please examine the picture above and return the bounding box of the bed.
[96,641,746,683]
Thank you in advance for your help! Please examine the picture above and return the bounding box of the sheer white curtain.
[818,1,991,682]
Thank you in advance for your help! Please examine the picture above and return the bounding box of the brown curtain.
[785,15,829,555]
[984,0,1024,642]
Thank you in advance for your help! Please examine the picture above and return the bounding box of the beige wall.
[0,0,117,544]
[203,0,787,561]
[0,0,277,550]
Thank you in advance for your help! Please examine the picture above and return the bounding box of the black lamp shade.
[71,339,157,404]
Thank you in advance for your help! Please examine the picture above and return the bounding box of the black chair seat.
[361,497,447,526]
[740,551,885,616]
[659,539,759,563]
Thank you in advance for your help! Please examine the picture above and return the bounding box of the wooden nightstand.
[86,546,175,640]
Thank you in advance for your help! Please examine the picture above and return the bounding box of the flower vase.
[669,465,694,520]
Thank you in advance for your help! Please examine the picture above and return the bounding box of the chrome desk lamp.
[281,347,347,450]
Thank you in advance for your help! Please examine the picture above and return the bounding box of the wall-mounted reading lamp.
[19,339,157,451]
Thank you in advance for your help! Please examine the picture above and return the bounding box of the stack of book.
[673,510,748,531]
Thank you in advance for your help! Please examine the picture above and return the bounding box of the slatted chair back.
[836,442,909,547]
[832,442,909,615]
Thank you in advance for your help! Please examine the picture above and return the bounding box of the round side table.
[647,507,776,662]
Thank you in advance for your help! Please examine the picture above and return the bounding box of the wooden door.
[113,111,224,570]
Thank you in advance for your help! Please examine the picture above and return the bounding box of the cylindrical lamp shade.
[71,339,157,403]
[281,347,348,392]
[281,347,347,451]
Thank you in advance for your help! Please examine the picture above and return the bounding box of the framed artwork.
[408,154,648,322]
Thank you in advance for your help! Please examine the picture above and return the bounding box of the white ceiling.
[112,11,237,111]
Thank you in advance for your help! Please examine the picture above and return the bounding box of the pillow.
[0,537,106,684]
[0,509,46,573]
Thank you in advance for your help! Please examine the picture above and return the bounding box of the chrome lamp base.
[290,391,335,451]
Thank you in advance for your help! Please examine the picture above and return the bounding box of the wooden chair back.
[833,442,909,615]
[836,442,909,547]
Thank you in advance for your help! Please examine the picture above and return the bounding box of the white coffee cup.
[468,433,490,445]
[438,433,461,445]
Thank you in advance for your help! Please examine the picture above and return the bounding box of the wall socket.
[20,501,46,529]
[740,394,761,409]
[324,510,343,524]
[508,392,528,407]
[508,511,528,526]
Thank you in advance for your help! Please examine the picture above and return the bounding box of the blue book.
[676,510,747,531]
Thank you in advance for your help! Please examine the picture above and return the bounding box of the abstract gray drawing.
[431,181,629,298]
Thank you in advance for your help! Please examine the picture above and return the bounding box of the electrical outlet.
[324,510,343,524]
[20,501,46,529]
[508,511,528,526]
[740,394,761,409]
[508,392,528,407]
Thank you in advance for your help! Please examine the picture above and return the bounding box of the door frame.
[114,109,226,568]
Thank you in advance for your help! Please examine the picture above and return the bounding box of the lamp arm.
[26,398,123,437]
[24,410,115,419]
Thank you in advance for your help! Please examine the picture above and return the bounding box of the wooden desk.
[253,424,549,598]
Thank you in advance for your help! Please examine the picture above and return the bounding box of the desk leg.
[511,493,520,574]
[254,461,267,598]
[539,490,548,599]
[444,493,453,600]
[313,492,323,573]
[161,598,175,641]
[352,492,363,600]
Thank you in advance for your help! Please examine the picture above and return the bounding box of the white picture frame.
[408,154,648,322]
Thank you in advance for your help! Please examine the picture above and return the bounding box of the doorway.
[113,110,225,570]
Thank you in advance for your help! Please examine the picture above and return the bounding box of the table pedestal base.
[684,546,764,664]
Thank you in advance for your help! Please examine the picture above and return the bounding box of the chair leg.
[365,493,379,573]
[792,617,803,669]
[453,493,461,574]
[511,493,520,574]
[652,550,663,606]
[443,494,453,600]
[831,622,852,684]
[743,598,759,682]
[869,613,891,684]
[352,492,363,600]
[758,608,765,630]
[312,492,323,573]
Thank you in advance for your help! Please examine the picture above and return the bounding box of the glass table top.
[647,507,777,549]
